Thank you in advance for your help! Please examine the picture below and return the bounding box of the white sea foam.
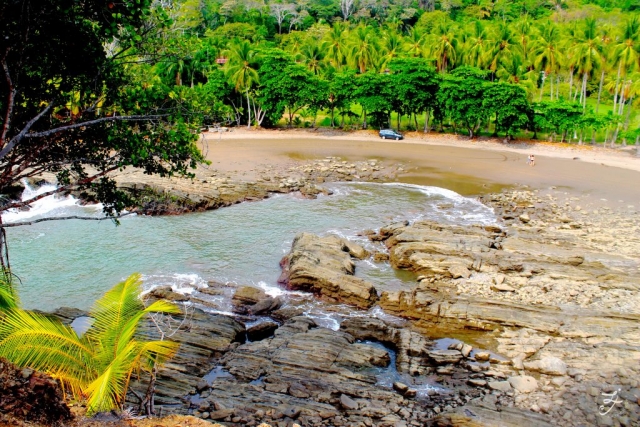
[141,272,207,295]
[2,180,103,224]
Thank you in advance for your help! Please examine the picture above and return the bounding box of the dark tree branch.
[0,101,55,160]
[0,213,133,228]
[23,114,168,139]
[1,166,118,212]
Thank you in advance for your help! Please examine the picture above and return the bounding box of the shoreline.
[200,128,640,207]
[203,127,640,173]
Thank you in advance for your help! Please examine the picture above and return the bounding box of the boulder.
[247,321,279,341]
[524,356,567,376]
[508,375,538,393]
[488,381,512,392]
[149,286,190,302]
[340,394,358,410]
[449,265,471,279]
[279,233,379,308]
[232,286,267,307]
[250,296,283,315]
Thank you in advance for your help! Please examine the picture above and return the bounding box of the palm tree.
[430,22,458,73]
[464,20,489,69]
[0,274,180,416]
[611,17,640,115]
[323,23,349,70]
[299,41,326,75]
[573,19,604,110]
[380,30,406,71]
[226,39,260,128]
[488,22,520,78]
[531,21,562,101]
[348,25,378,73]
[404,28,427,58]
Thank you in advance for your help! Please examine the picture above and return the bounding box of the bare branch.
[24,114,168,139]
[0,213,133,228]
[0,165,118,211]
[0,101,55,161]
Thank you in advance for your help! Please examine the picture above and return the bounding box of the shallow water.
[5,182,496,312]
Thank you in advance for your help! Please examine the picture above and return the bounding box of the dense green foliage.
[0,274,180,415]
[140,0,640,145]
[0,0,205,218]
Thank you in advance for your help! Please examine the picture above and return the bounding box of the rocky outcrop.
[107,157,400,215]
[0,358,72,425]
[367,188,640,427]
[191,316,490,427]
[278,233,378,308]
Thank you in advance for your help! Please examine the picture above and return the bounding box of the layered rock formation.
[278,233,378,308]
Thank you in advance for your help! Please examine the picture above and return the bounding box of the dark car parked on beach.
[379,129,403,140]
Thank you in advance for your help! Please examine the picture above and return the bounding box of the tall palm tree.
[380,30,406,71]
[299,41,326,75]
[611,17,640,115]
[404,28,427,58]
[348,25,379,73]
[488,22,520,78]
[0,274,180,416]
[226,39,260,128]
[531,21,562,101]
[430,22,458,73]
[323,23,349,70]
[573,19,604,110]
[464,20,489,69]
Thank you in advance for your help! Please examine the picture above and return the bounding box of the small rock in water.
[474,351,491,361]
[393,382,409,394]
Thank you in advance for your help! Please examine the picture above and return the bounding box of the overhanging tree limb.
[0,101,55,161]
[23,114,169,140]
[0,213,133,228]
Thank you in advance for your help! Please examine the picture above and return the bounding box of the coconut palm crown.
[0,273,180,415]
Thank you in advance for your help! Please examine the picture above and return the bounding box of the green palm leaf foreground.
[0,273,180,415]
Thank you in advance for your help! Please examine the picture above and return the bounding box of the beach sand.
[201,128,640,205]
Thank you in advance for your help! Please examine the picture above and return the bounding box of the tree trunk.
[595,69,605,114]
[556,75,559,100]
[424,110,430,133]
[539,72,547,101]
[581,72,588,111]
[549,74,553,101]
[397,113,401,131]
[362,110,367,129]
[330,107,335,127]
[246,90,251,129]
[635,134,639,157]
[613,61,622,114]
[569,69,573,99]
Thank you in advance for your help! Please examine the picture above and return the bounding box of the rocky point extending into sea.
[36,154,640,427]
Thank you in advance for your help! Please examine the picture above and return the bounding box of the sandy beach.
[201,128,640,205]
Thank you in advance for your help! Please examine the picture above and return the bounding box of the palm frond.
[0,309,95,395]
[86,274,146,359]
[0,274,19,311]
